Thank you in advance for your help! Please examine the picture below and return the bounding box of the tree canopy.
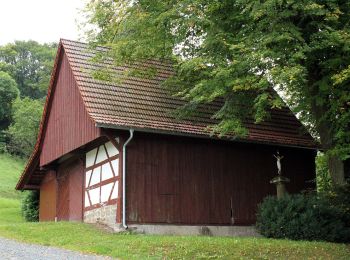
[0,40,55,158]
[0,41,56,99]
[83,0,350,185]
[0,71,19,130]
[6,98,43,158]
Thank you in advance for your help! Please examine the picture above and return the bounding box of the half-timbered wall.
[40,51,100,166]
[83,139,120,226]
[126,133,316,225]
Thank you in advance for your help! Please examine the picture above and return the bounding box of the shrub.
[322,183,350,227]
[256,194,350,243]
[21,190,39,222]
[316,153,332,192]
[0,130,6,153]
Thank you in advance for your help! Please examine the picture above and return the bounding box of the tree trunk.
[316,120,346,186]
[309,83,346,186]
[328,155,345,186]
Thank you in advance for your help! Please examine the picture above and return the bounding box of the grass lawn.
[0,153,24,199]
[0,152,349,259]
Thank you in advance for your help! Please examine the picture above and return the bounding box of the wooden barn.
[16,39,317,235]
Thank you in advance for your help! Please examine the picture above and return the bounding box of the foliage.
[82,0,350,184]
[0,71,19,130]
[256,194,350,243]
[0,41,56,99]
[323,183,350,226]
[0,131,6,153]
[6,98,43,158]
[316,153,332,192]
[21,190,39,222]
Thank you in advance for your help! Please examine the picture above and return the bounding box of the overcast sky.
[0,0,86,45]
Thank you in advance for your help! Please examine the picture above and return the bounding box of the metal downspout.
[122,129,134,229]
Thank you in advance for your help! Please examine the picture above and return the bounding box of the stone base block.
[127,224,260,237]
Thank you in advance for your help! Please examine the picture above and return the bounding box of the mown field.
[0,153,349,259]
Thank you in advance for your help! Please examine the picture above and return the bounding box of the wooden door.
[57,158,84,221]
[69,159,83,221]
[57,168,70,221]
[39,170,57,221]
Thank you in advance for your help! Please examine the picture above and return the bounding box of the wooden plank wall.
[40,51,100,166]
[126,133,316,225]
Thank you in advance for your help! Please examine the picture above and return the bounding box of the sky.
[0,0,87,45]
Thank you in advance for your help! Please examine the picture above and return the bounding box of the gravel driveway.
[0,237,113,260]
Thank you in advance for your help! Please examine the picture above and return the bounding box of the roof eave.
[96,122,319,151]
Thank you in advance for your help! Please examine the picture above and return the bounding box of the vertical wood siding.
[57,158,84,221]
[39,170,57,221]
[40,51,100,166]
[126,133,316,225]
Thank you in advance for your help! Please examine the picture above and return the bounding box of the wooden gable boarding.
[40,50,100,166]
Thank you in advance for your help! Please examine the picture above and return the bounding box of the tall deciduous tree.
[0,71,19,130]
[0,41,56,99]
[6,98,43,158]
[83,0,350,185]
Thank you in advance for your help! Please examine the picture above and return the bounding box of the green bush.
[21,190,39,222]
[0,130,6,153]
[323,184,350,227]
[256,193,350,243]
[316,153,332,192]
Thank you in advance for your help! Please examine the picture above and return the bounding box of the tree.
[6,98,43,158]
[83,0,350,185]
[0,41,56,99]
[0,71,19,130]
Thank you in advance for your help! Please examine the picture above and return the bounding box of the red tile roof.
[16,39,317,190]
[62,39,316,148]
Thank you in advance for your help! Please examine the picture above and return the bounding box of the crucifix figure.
[273,151,284,175]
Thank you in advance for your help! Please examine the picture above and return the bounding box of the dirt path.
[0,237,113,260]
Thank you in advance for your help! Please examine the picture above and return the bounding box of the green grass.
[0,152,349,259]
[0,153,24,199]
[0,221,349,259]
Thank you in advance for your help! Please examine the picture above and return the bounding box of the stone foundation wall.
[128,224,260,237]
[84,204,118,227]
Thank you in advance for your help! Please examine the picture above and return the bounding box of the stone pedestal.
[270,175,290,199]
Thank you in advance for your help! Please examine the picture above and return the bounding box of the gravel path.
[0,237,113,260]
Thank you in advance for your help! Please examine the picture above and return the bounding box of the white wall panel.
[86,148,97,168]
[89,188,100,205]
[111,181,118,199]
[90,167,101,186]
[95,145,108,163]
[85,170,92,187]
[101,163,114,181]
[111,159,119,176]
[101,183,114,203]
[84,192,90,207]
[105,141,119,156]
